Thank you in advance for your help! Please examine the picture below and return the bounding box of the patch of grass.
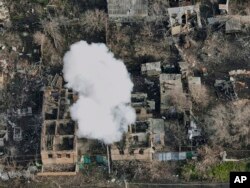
[208,161,250,182]
[181,163,200,181]
[181,161,250,182]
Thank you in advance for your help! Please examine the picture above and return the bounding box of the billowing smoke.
[63,41,135,144]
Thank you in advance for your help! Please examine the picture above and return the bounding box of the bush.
[181,163,200,181]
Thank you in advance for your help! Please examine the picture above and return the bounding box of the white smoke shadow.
[63,41,135,144]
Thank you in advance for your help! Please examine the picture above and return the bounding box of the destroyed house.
[111,122,152,161]
[107,0,148,19]
[40,76,78,175]
[168,4,202,35]
[111,118,165,161]
[131,93,155,120]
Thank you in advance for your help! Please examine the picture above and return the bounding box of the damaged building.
[160,74,191,114]
[39,75,78,175]
[168,4,202,35]
[131,93,155,121]
[111,118,165,161]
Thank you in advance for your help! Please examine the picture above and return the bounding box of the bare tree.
[81,9,107,34]
[33,31,61,65]
[41,19,64,51]
[168,90,189,112]
[190,85,210,108]
[205,100,250,149]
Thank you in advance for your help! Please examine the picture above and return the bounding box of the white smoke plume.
[63,41,136,144]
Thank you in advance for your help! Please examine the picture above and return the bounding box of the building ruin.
[111,118,165,161]
[131,93,155,121]
[39,75,78,175]
[168,4,202,35]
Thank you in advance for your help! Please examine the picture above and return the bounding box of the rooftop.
[107,0,148,18]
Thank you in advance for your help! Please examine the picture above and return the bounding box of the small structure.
[131,93,155,120]
[154,151,197,161]
[16,107,32,117]
[225,17,241,33]
[148,118,165,149]
[207,15,250,33]
[39,75,78,176]
[107,0,148,19]
[168,5,202,35]
[13,127,22,142]
[187,76,201,93]
[188,121,201,140]
[141,62,161,76]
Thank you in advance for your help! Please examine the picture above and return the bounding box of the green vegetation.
[208,162,249,182]
[181,163,200,181]
[181,161,250,182]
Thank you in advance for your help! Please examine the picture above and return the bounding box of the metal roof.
[107,0,148,17]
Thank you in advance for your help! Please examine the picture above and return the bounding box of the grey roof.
[160,74,183,93]
[226,18,242,33]
[141,62,161,73]
[188,77,201,91]
[107,0,148,17]
[154,152,187,161]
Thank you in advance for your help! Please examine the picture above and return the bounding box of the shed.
[107,0,148,18]
[226,18,242,33]
[141,61,161,76]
